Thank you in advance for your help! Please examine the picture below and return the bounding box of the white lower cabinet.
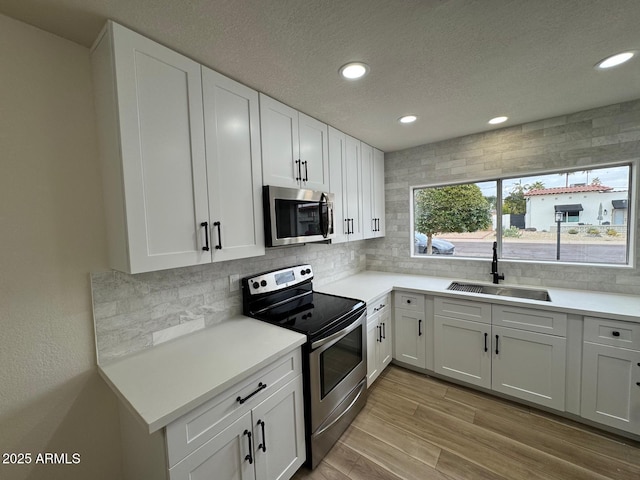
[581,317,640,435]
[433,297,567,411]
[119,350,304,480]
[393,292,429,369]
[492,325,566,410]
[170,376,305,480]
[434,315,491,388]
[367,294,392,386]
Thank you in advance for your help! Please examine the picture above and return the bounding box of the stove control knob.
[300,269,306,276]
[252,282,260,289]
[305,268,311,274]
[260,280,267,287]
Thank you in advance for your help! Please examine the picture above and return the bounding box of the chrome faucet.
[491,241,504,284]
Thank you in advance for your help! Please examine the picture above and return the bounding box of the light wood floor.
[293,365,640,480]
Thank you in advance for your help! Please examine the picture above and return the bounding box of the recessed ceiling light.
[595,51,636,69]
[488,116,508,125]
[339,62,369,80]
[399,115,418,124]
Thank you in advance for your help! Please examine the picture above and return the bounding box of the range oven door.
[308,309,367,432]
[263,185,334,247]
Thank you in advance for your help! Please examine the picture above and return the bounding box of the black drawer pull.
[495,334,500,355]
[406,299,412,304]
[484,332,488,352]
[612,331,621,337]
[237,382,267,404]
[244,430,253,464]
[258,420,267,452]
[418,319,423,336]
[382,322,386,339]
[637,382,640,387]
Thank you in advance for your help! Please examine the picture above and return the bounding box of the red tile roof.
[524,185,613,196]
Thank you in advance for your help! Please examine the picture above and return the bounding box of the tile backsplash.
[91,241,366,363]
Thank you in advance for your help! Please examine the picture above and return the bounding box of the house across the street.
[524,184,629,231]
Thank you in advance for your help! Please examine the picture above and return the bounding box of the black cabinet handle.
[484,332,488,352]
[377,325,381,342]
[236,382,267,404]
[636,382,640,387]
[201,221,210,251]
[350,218,354,234]
[382,322,386,339]
[418,319,423,336]
[295,159,301,181]
[612,331,621,337]
[303,161,309,182]
[214,221,222,249]
[406,299,411,304]
[495,335,500,355]
[257,420,267,452]
[244,430,253,464]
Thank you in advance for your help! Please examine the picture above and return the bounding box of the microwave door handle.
[319,193,328,238]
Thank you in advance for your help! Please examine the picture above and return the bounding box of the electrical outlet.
[229,274,240,292]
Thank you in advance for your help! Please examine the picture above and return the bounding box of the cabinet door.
[344,135,363,240]
[328,127,348,243]
[95,22,210,273]
[259,94,300,188]
[169,412,255,480]
[394,309,426,369]
[372,148,385,236]
[361,143,375,239]
[581,342,640,434]
[492,326,566,411]
[434,316,491,388]
[252,376,306,480]
[379,307,393,370]
[202,68,265,262]
[298,113,329,191]
[367,313,381,386]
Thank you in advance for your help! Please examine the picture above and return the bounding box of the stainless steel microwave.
[263,186,334,247]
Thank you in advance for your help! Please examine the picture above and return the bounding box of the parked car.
[414,233,455,255]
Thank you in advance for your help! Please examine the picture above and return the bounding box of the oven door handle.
[311,311,365,350]
[313,379,367,437]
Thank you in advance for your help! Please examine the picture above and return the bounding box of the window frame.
[410,161,636,268]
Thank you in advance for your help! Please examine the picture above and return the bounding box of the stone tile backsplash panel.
[91,241,366,363]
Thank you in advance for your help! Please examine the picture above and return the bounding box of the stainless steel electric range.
[242,264,367,469]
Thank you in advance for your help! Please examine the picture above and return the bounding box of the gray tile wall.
[369,99,640,294]
[91,241,366,363]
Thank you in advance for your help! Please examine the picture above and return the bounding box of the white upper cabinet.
[362,144,385,239]
[92,22,264,273]
[373,148,386,236]
[328,127,348,243]
[202,67,264,262]
[344,135,364,240]
[92,21,210,273]
[259,94,329,191]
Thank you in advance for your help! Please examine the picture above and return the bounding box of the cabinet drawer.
[435,297,491,324]
[367,293,391,317]
[166,349,301,467]
[394,291,425,313]
[492,305,567,337]
[584,317,640,350]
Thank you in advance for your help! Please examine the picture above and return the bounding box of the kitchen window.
[412,163,634,266]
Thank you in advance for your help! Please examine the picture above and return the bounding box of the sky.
[472,165,631,198]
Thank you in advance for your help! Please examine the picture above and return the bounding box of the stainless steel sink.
[447,282,551,302]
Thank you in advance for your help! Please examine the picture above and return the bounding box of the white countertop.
[317,271,640,323]
[99,317,306,433]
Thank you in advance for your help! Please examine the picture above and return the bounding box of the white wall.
[0,14,122,480]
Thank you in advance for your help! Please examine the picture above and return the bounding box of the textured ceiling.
[1,0,639,152]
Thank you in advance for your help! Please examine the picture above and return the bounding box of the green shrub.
[568,229,578,235]
[503,226,522,238]
[586,227,601,235]
[606,229,618,237]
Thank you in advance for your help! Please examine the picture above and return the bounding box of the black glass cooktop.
[254,291,365,338]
